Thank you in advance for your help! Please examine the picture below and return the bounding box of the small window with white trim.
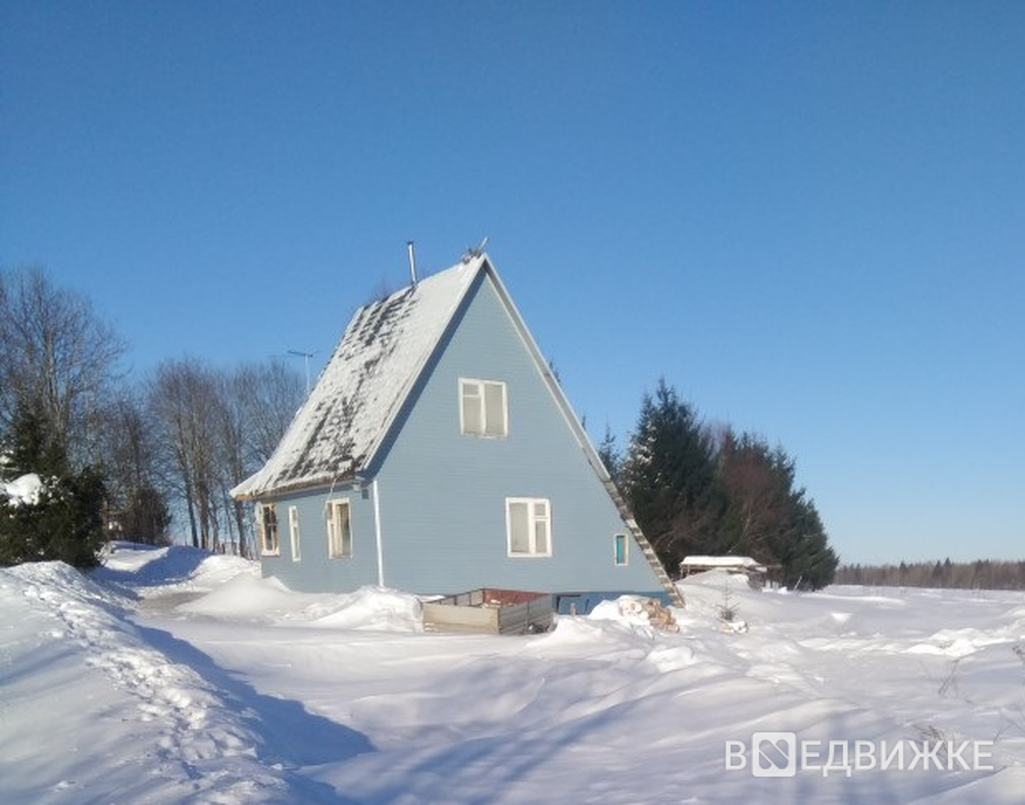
[614,533,628,566]
[256,502,279,557]
[460,378,507,438]
[288,506,301,562]
[327,499,352,558]
[506,497,552,557]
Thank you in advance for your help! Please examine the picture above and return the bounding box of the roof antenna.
[286,349,315,395]
[462,236,489,263]
[407,241,418,287]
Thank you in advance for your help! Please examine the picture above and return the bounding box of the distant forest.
[836,559,1025,591]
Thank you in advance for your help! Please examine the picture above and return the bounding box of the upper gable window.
[459,378,507,438]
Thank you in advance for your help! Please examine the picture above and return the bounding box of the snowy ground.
[2,545,1025,803]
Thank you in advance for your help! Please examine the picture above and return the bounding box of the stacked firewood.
[640,597,681,633]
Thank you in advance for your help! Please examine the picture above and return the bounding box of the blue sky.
[2,2,1022,564]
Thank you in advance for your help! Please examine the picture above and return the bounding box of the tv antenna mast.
[287,349,315,394]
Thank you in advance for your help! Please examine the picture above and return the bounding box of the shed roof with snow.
[680,556,769,574]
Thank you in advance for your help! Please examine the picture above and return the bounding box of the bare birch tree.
[149,359,222,550]
[216,360,303,556]
[150,358,302,554]
[96,393,169,544]
[241,359,304,464]
[0,265,124,463]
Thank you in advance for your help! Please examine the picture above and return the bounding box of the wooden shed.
[679,555,772,588]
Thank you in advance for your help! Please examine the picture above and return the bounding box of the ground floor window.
[257,502,279,556]
[506,497,552,557]
[327,499,352,558]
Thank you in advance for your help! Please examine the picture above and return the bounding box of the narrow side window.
[258,502,279,557]
[289,506,301,562]
[327,500,352,558]
[614,533,628,566]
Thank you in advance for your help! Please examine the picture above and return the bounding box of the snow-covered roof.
[232,256,484,499]
[680,556,767,571]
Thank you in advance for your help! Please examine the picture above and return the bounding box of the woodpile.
[617,596,681,633]
[641,597,681,633]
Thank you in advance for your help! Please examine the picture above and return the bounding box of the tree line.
[835,559,1025,591]
[0,265,303,565]
[600,380,838,590]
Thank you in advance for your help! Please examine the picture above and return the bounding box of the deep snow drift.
[2,543,1024,803]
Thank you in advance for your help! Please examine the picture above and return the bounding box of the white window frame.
[505,497,552,557]
[459,378,508,438]
[613,533,628,566]
[256,502,279,557]
[327,499,353,558]
[288,505,301,562]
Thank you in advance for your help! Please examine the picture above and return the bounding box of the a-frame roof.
[232,254,484,500]
[231,253,682,604]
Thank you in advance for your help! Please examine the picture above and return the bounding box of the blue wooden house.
[232,253,681,606]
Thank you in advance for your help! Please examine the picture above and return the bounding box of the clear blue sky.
[2,2,1022,564]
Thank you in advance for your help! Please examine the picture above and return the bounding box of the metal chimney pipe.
[407,241,417,287]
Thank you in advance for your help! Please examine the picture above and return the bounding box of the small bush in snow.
[714,576,741,623]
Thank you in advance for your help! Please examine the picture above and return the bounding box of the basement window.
[327,499,352,558]
[506,498,552,557]
[256,502,279,557]
[460,378,508,438]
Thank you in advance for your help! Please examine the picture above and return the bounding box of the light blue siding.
[257,483,381,591]
[258,270,664,596]
[372,272,662,595]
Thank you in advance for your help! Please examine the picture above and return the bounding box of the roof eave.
[231,470,362,501]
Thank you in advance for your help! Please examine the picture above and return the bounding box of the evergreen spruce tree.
[597,423,622,485]
[716,431,792,560]
[716,430,837,590]
[620,379,839,590]
[765,493,837,590]
[622,379,727,570]
[0,403,106,567]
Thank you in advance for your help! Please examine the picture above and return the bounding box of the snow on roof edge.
[681,556,766,569]
[232,255,485,500]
